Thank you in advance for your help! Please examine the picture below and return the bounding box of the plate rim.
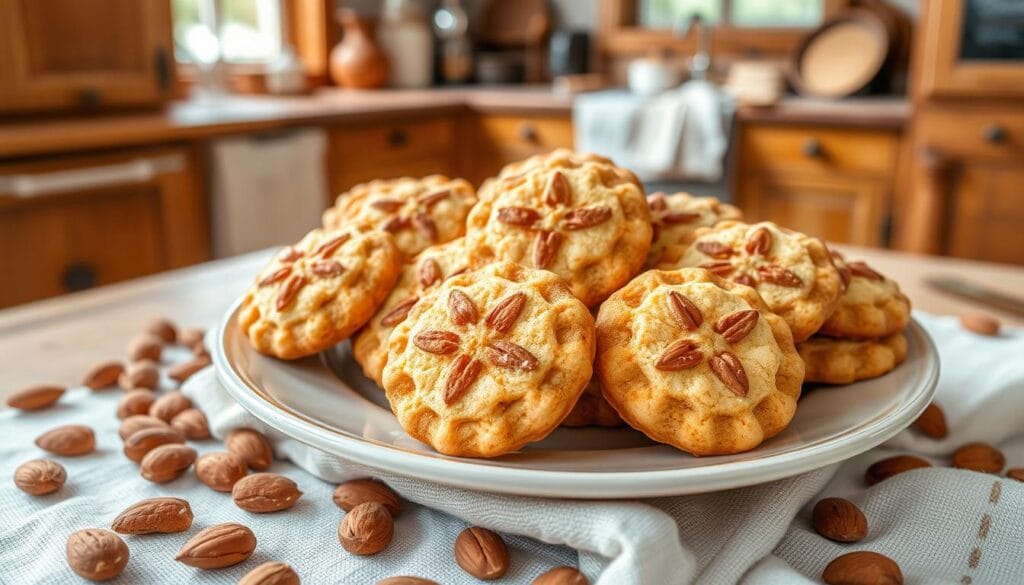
[213,300,939,498]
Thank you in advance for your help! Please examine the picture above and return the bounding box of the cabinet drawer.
[329,118,456,162]
[476,115,574,159]
[915,107,1024,161]
[742,125,898,177]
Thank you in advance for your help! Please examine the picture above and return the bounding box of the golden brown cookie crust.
[560,375,623,428]
[596,268,803,456]
[668,221,842,342]
[818,256,911,340]
[799,332,908,384]
[383,262,595,458]
[645,192,742,269]
[238,228,401,359]
[466,149,651,307]
[322,175,477,258]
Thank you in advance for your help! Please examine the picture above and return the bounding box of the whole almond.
[812,498,868,543]
[227,429,274,470]
[952,442,1005,473]
[865,455,931,485]
[123,427,184,463]
[140,443,197,483]
[119,360,159,391]
[333,479,402,516]
[36,424,95,456]
[454,526,509,580]
[960,313,1000,336]
[378,578,440,585]
[1007,468,1024,482]
[67,529,129,581]
[146,317,178,343]
[127,333,163,362]
[195,451,248,492]
[118,415,170,440]
[82,361,124,390]
[6,384,65,411]
[232,473,303,513]
[823,551,902,585]
[149,391,192,422]
[14,458,66,495]
[112,497,193,534]
[179,327,206,349]
[168,355,212,384]
[913,403,948,439]
[175,522,256,569]
[339,501,394,555]
[117,390,156,420]
[239,562,300,585]
[533,566,589,585]
[171,408,211,440]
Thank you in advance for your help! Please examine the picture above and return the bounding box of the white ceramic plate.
[213,301,938,498]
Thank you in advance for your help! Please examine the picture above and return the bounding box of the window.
[640,0,823,29]
[172,0,284,64]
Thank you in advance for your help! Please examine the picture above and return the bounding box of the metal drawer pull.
[0,154,185,198]
[983,124,1006,144]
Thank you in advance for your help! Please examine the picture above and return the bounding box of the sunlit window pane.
[640,0,723,29]
[172,0,283,64]
[731,0,822,28]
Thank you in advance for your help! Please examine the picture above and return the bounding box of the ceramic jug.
[330,9,390,89]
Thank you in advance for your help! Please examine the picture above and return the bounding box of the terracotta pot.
[330,9,390,89]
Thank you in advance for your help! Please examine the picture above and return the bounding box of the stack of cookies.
[236,149,912,459]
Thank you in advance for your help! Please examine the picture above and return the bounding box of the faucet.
[677,14,711,81]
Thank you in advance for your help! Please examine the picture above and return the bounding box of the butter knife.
[925,276,1024,317]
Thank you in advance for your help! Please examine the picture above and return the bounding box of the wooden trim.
[287,0,336,86]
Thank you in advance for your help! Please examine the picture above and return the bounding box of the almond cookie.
[667,221,842,342]
[798,332,908,384]
[560,375,623,427]
[596,268,803,456]
[818,252,911,340]
[466,149,651,307]
[382,261,595,458]
[322,175,477,258]
[645,192,742,269]
[353,238,481,386]
[238,228,401,359]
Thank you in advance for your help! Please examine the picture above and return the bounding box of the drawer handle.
[518,122,539,143]
[802,138,823,158]
[0,154,185,199]
[63,262,97,292]
[387,128,409,148]
[983,124,1007,144]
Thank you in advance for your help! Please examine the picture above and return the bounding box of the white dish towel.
[2,313,1023,584]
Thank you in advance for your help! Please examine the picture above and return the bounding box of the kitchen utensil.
[925,276,1024,317]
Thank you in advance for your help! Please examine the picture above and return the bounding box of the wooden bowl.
[789,9,891,99]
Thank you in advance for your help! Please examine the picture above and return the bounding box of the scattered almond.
[1007,468,1024,482]
[146,317,178,343]
[179,327,205,350]
[533,566,589,585]
[170,408,210,440]
[118,360,159,391]
[812,498,868,543]
[118,415,170,440]
[67,529,129,581]
[6,384,65,411]
[455,526,509,580]
[82,361,124,390]
[865,455,931,485]
[127,333,163,362]
[175,522,256,569]
[140,443,197,483]
[823,551,902,585]
[378,578,440,585]
[952,442,1005,473]
[239,561,300,585]
[112,497,193,534]
[14,458,66,495]
[339,501,394,555]
[227,428,274,470]
[123,427,184,463]
[333,479,402,516]
[195,451,248,492]
[35,424,95,456]
[149,391,192,422]
[959,313,1000,336]
[232,473,303,513]
[168,355,212,384]
[117,390,156,420]
[913,403,948,439]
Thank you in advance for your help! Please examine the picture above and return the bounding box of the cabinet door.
[0,0,174,113]
[468,115,574,184]
[946,164,1024,265]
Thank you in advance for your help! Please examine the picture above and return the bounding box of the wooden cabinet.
[466,114,574,184]
[736,124,899,246]
[0,0,175,114]
[0,146,208,308]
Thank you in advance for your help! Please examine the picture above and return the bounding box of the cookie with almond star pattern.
[645,192,743,269]
[382,261,595,458]
[466,149,651,307]
[818,251,911,340]
[322,175,477,258]
[596,268,803,456]
[668,221,842,342]
[238,228,401,359]
[798,332,908,384]
[353,238,481,386]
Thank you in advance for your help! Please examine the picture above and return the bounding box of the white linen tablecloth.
[2,313,1023,584]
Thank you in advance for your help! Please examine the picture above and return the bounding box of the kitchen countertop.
[0,244,1020,398]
